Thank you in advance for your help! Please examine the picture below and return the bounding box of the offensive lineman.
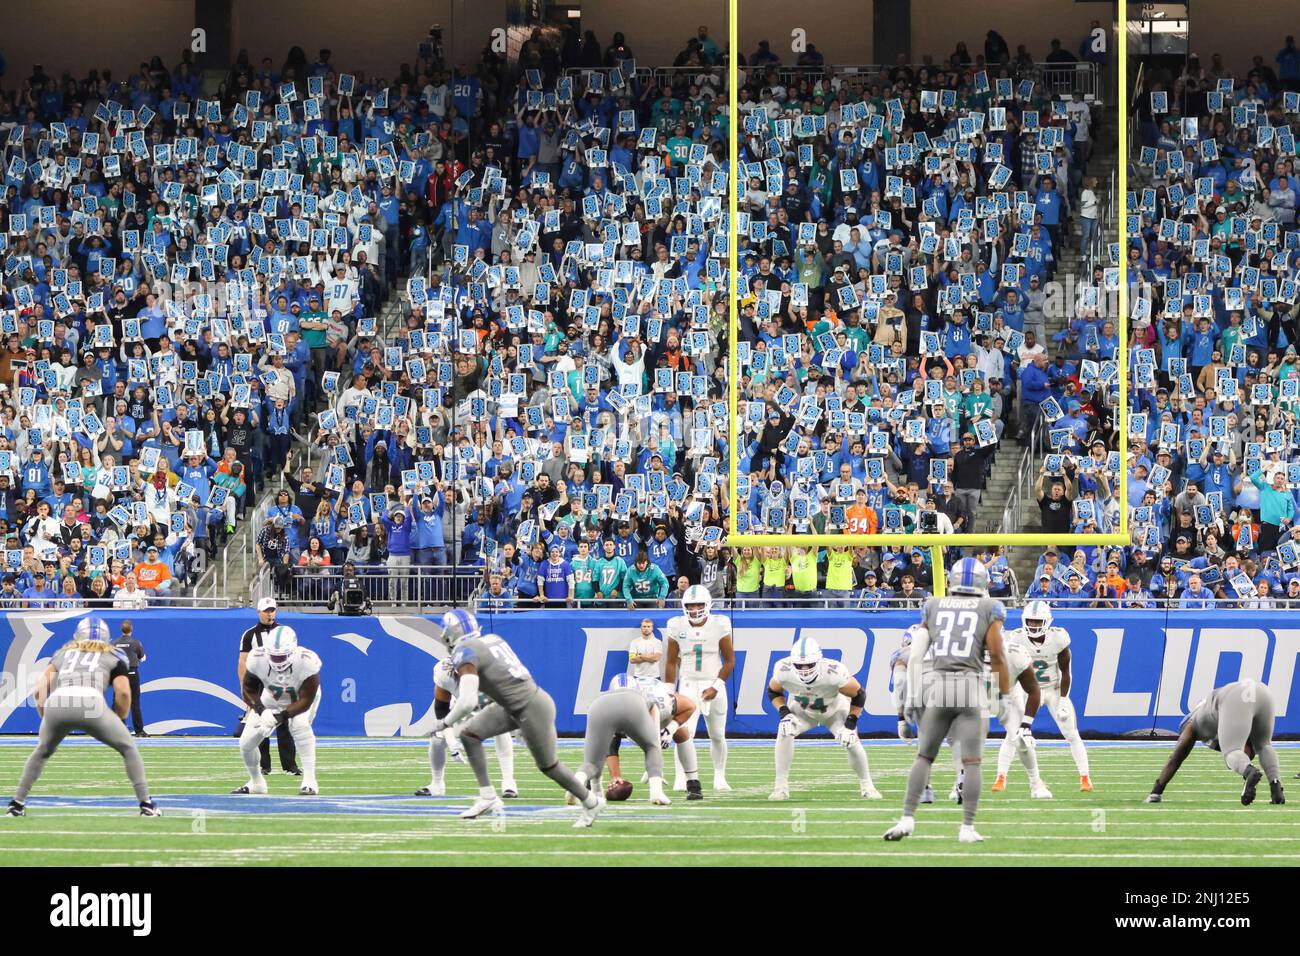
[768,637,882,800]
[665,585,735,792]
[995,600,1092,792]
[884,557,1009,844]
[571,675,673,822]
[7,617,160,817]
[415,657,517,798]
[430,609,605,824]
[232,625,321,796]
[1145,679,1285,806]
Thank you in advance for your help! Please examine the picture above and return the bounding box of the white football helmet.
[682,584,712,625]
[947,557,990,596]
[266,625,298,674]
[900,623,929,653]
[1022,600,1053,640]
[790,636,822,684]
[607,673,637,692]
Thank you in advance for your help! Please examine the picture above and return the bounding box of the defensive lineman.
[571,675,673,823]
[665,585,735,791]
[233,625,321,795]
[7,617,160,817]
[431,609,605,823]
[415,658,517,798]
[768,637,881,800]
[1145,679,1285,806]
[995,600,1092,792]
[884,557,1010,844]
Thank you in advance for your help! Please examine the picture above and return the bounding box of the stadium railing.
[258,566,481,610]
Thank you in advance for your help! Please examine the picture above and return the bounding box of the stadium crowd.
[1126,40,1300,608]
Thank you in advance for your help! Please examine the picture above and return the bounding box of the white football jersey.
[666,613,731,681]
[434,658,489,710]
[638,678,677,729]
[1007,626,1070,686]
[247,646,322,712]
[772,657,853,706]
[628,635,663,680]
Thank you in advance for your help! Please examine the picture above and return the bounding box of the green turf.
[0,739,1294,866]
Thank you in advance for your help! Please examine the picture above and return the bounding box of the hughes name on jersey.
[246,646,322,711]
[450,634,538,713]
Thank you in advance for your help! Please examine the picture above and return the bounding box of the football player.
[664,585,735,791]
[232,625,321,796]
[431,609,604,824]
[1145,679,1284,806]
[990,640,1053,798]
[570,675,673,822]
[997,600,1092,792]
[884,557,1009,844]
[415,657,517,798]
[616,679,704,800]
[7,618,160,817]
[768,637,881,800]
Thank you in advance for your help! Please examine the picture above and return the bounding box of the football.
[605,778,634,802]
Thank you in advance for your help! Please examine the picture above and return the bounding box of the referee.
[238,597,299,775]
[112,620,147,736]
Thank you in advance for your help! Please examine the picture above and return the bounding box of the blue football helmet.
[439,609,481,650]
[74,616,111,643]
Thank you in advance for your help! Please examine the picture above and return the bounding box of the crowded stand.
[1126,42,1300,609]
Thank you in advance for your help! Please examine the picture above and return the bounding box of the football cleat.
[686,779,703,801]
[672,777,688,792]
[139,800,162,817]
[1080,775,1094,792]
[713,777,732,792]
[502,788,518,799]
[572,795,606,828]
[920,786,935,804]
[460,795,505,819]
[860,783,883,800]
[6,800,25,817]
[414,783,445,797]
[648,780,671,806]
[1242,766,1263,806]
[1270,781,1285,805]
[958,825,985,844]
[882,816,915,841]
[1030,781,1054,799]
[299,784,319,796]
[231,780,268,795]
[991,775,1007,793]
[1144,792,1162,804]
[768,786,790,801]
[950,783,962,804]
[284,767,303,776]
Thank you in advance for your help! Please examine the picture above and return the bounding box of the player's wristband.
[710,678,724,694]
[665,720,680,736]
[844,714,859,730]
[778,705,791,718]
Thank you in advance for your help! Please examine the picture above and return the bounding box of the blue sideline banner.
[1,609,1298,736]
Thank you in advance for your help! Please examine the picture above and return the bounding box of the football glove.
[1056,701,1072,722]
[428,718,446,737]
[904,704,921,727]
[997,695,1016,728]
[258,710,280,734]
[1017,719,1036,747]
[777,714,798,738]
[837,726,858,748]
[660,728,673,750]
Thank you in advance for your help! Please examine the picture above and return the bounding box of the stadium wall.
[2,610,1298,737]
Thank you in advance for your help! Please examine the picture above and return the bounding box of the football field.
[0,737,1295,866]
